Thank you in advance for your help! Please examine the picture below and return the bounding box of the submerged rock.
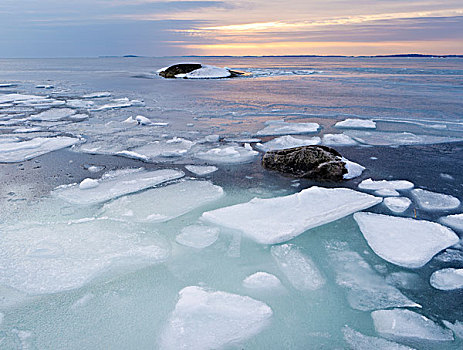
[262,145,351,181]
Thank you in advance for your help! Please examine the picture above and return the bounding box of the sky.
[0,0,462,57]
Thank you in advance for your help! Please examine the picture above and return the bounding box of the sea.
[0,56,462,349]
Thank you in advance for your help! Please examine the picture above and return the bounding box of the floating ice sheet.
[342,326,415,350]
[443,320,463,339]
[119,138,195,161]
[175,225,220,249]
[411,189,460,211]
[242,272,283,290]
[28,108,76,121]
[82,92,111,99]
[384,197,412,213]
[256,120,320,136]
[385,272,425,290]
[335,119,376,129]
[325,241,420,311]
[271,244,325,291]
[202,187,381,244]
[345,130,463,146]
[255,135,320,152]
[440,213,463,231]
[195,144,258,164]
[0,136,80,163]
[160,286,272,350]
[185,165,218,176]
[430,268,463,290]
[371,309,454,342]
[101,180,224,223]
[322,134,358,146]
[0,219,170,295]
[358,178,414,191]
[53,168,184,205]
[354,213,459,268]
[342,158,365,179]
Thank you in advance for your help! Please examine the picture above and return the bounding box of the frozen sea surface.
[0,56,462,349]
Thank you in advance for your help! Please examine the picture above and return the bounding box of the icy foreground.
[0,136,80,163]
[101,180,224,223]
[354,213,459,268]
[202,187,381,244]
[342,326,415,350]
[271,244,325,291]
[0,219,170,295]
[430,268,463,290]
[194,144,258,164]
[325,242,420,311]
[160,286,272,350]
[411,189,461,211]
[371,309,454,342]
[53,168,184,205]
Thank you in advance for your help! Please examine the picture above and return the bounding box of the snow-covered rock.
[354,213,459,268]
[185,165,218,176]
[271,244,325,291]
[384,197,412,213]
[371,309,454,342]
[195,144,258,164]
[101,180,224,223]
[256,120,320,136]
[53,168,184,205]
[202,187,381,245]
[335,118,376,129]
[342,326,415,350]
[160,286,272,350]
[178,65,232,79]
[175,225,220,249]
[0,136,80,163]
[242,272,283,290]
[325,242,420,311]
[411,189,460,211]
[430,268,463,290]
[255,135,320,152]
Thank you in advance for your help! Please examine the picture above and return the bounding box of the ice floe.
[345,130,463,146]
[53,168,184,205]
[271,244,325,291]
[255,120,320,136]
[440,213,463,231]
[255,135,321,152]
[66,99,95,108]
[322,133,358,146]
[371,309,454,342]
[175,225,220,249]
[384,197,412,213]
[443,320,463,339]
[195,144,258,164]
[430,268,463,290]
[185,165,218,176]
[160,286,272,350]
[385,272,425,290]
[0,136,80,163]
[354,213,459,268]
[202,187,381,245]
[82,91,111,99]
[28,108,76,121]
[91,98,144,111]
[119,137,195,161]
[242,272,283,290]
[342,326,415,350]
[342,158,365,179]
[335,118,376,129]
[101,180,224,223]
[358,178,414,192]
[325,241,420,311]
[411,189,460,211]
[0,219,170,295]
[79,178,99,190]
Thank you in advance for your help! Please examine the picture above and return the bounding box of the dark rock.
[159,63,203,78]
[262,145,347,181]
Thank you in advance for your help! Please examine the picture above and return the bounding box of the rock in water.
[158,63,202,78]
[262,145,348,181]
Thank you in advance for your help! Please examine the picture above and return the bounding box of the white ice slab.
[120,138,195,161]
[28,108,76,121]
[195,144,258,164]
[443,320,463,339]
[0,219,170,295]
[358,178,414,191]
[160,286,272,350]
[185,165,218,176]
[202,187,381,245]
[430,268,463,290]
[335,118,376,129]
[371,309,454,342]
[92,98,144,111]
[177,65,232,79]
[0,136,80,163]
[342,326,415,350]
[271,244,325,291]
[101,180,224,223]
[322,134,358,146]
[53,168,184,205]
[386,272,425,290]
[375,189,400,196]
[325,241,420,311]
[242,272,283,290]
[384,197,412,213]
[342,158,365,179]
[345,130,463,146]
[255,135,320,152]
[256,120,320,136]
[66,99,95,108]
[440,213,463,231]
[82,92,111,99]
[411,189,460,211]
[354,213,459,268]
[175,225,220,249]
